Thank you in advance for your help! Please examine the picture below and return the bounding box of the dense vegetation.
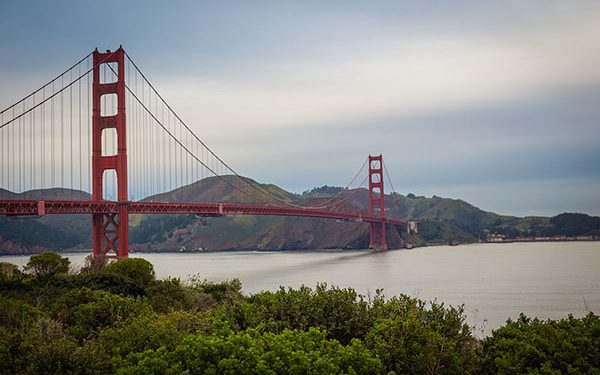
[389,195,600,243]
[0,215,84,250]
[1,253,598,374]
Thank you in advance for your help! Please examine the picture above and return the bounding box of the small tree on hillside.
[79,255,109,274]
[104,258,156,286]
[24,252,70,276]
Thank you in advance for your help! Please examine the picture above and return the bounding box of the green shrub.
[480,313,600,374]
[104,258,156,286]
[116,328,382,375]
[52,288,151,341]
[24,252,70,276]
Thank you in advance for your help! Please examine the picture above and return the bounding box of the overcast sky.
[1,1,599,216]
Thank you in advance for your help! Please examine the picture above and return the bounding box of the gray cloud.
[1,1,599,216]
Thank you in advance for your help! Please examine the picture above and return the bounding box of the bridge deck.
[0,200,407,227]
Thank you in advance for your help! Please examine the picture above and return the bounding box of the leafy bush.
[189,277,242,303]
[117,328,382,375]
[366,294,479,374]
[96,311,207,358]
[75,271,146,297]
[52,288,151,341]
[222,283,371,344]
[104,258,155,286]
[24,252,70,276]
[146,278,196,313]
[481,313,600,374]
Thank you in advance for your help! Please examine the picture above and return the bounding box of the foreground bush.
[116,328,381,374]
[480,313,600,374]
[0,253,597,374]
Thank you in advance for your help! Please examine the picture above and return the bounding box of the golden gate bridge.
[0,46,416,257]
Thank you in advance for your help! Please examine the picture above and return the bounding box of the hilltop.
[0,178,598,255]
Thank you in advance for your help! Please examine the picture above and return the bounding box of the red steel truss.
[0,200,408,227]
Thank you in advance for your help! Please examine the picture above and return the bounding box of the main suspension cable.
[123,79,277,206]
[122,53,373,209]
[0,52,115,130]
[0,52,93,116]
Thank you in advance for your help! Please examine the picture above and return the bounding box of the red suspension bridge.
[0,47,416,257]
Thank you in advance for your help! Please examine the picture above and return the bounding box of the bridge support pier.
[368,155,388,250]
[369,222,387,251]
[92,47,129,257]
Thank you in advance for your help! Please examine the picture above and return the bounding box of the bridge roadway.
[0,200,408,227]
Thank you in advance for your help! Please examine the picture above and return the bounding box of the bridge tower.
[368,154,387,250]
[92,47,129,258]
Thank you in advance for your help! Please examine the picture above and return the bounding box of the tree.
[0,262,22,278]
[52,288,151,342]
[80,255,109,274]
[146,278,195,313]
[24,252,70,276]
[189,277,242,304]
[76,272,145,297]
[480,313,600,374]
[96,311,207,358]
[223,283,372,344]
[105,258,155,286]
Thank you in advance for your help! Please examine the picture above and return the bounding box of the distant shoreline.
[1,238,599,257]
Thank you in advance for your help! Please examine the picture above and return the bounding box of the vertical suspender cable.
[162,100,166,195]
[142,79,147,198]
[147,83,151,198]
[185,123,189,199]
[10,107,13,192]
[1,112,4,191]
[61,75,64,198]
[163,102,166,196]
[147,80,151,196]
[70,69,73,199]
[180,120,183,196]
[176,116,179,196]
[51,82,55,190]
[19,107,22,193]
[135,69,139,199]
[149,82,153,196]
[135,87,138,200]
[30,98,33,196]
[128,70,132,200]
[156,94,160,196]
[161,99,165,194]
[79,63,82,195]
[141,79,145,199]
[168,106,171,193]
[129,63,133,199]
[165,102,168,196]
[31,95,35,196]
[1,112,3,191]
[87,57,91,196]
[42,89,45,189]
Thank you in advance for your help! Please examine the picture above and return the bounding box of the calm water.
[3,241,599,336]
